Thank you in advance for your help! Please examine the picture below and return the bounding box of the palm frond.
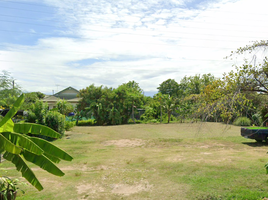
[3,152,43,191]
[22,150,65,177]
[1,132,43,155]
[13,123,61,139]
[30,137,73,161]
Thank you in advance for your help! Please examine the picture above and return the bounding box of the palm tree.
[0,94,73,191]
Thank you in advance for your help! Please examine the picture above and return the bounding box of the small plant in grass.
[0,176,25,200]
[233,117,251,126]
[0,94,73,191]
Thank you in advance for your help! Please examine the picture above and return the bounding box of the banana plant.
[0,94,73,191]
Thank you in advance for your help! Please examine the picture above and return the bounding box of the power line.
[0,29,266,45]
[0,5,54,14]
[0,57,233,67]
[1,18,268,39]
[3,0,268,17]
[1,0,53,8]
[0,13,266,29]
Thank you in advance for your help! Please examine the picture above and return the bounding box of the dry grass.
[1,122,268,200]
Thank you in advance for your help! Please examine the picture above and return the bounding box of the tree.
[0,71,21,109]
[0,94,73,191]
[162,95,179,123]
[77,81,145,125]
[227,40,268,94]
[56,99,74,116]
[22,92,45,110]
[197,76,255,123]
[116,81,144,124]
[157,79,180,97]
[179,74,216,96]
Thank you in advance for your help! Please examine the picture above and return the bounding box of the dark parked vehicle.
[241,127,268,142]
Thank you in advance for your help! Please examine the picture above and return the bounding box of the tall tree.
[227,40,268,94]
[157,79,180,97]
[0,71,21,108]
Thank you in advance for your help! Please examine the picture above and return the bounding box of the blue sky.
[0,0,267,95]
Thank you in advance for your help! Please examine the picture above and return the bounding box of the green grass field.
[1,122,268,200]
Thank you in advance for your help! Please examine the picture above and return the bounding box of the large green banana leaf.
[0,94,24,129]
[1,132,43,155]
[0,134,21,154]
[0,118,14,132]
[22,150,65,177]
[0,94,73,191]
[30,137,73,161]
[3,152,43,191]
[13,123,61,139]
[43,153,61,164]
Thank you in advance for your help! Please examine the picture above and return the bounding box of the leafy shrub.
[140,106,156,122]
[56,99,74,116]
[25,111,37,123]
[77,119,96,126]
[26,100,48,125]
[65,121,76,131]
[45,111,65,137]
[233,117,251,126]
[252,113,262,126]
[128,119,142,124]
[148,119,159,123]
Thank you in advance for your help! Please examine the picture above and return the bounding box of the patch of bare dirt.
[111,181,152,196]
[76,183,105,195]
[103,139,145,147]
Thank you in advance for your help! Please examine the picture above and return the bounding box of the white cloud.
[0,0,267,94]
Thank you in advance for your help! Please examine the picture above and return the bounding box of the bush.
[252,113,262,126]
[25,111,37,123]
[233,117,251,126]
[77,119,96,126]
[65,121,76,131]
[45,111,65,137]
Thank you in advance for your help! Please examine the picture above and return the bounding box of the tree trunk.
[160,106,162,123]
[132,105,136,124]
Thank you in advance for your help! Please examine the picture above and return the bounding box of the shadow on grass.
[242,142,268,147]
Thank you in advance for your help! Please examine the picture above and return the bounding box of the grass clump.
[77,119,96,126]
[233,117,251,126]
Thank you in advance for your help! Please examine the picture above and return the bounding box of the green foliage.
[0,71,21,109]
[45,111,65,137]
[162,95,179,123]
[56,99,74,116]
[21,92,45,110]
[77,81,145,125]
[157,79,180,97]
[65,121,76,131]
[0,176,24,199]
[77,119,96,126]
[251,113,262,126]
[180,74,216,96]
[0,94,73,191]
[26,111,37,123]
[233,117,251,126]
[140,106,157,122]
[26,100,48,125]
